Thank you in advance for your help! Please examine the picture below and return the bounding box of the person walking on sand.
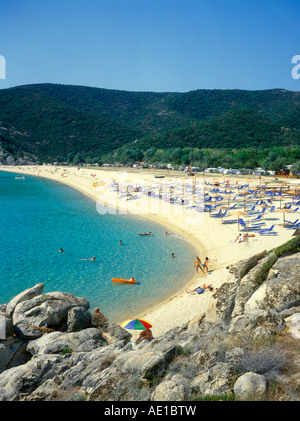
[194,256,203,273]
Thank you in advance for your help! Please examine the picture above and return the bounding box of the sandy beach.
[1,165,299,337]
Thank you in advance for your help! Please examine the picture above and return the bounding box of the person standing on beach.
[202,257,209,272]
[194,256,203,273]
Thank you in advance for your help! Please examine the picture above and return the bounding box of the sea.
[0,170,196,322]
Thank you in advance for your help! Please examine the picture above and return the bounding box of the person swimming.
[79,256,96,261]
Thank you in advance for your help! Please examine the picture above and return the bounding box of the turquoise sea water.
[0,171,196,322]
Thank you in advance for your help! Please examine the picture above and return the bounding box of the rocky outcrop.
[0,239,300,401]
[12,291,90,340]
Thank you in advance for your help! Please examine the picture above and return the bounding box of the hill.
[0,83,299,164]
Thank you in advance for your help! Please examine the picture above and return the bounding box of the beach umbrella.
[238,191,252,209]
[121,318,152,330]
[287,190,300,204]
[228,210,247,231]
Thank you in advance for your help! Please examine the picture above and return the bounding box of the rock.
[231,253,275,318]
[140,343,182,382]
[12,291,90,339]
[194,342,225,370]
[6,283,44,318]
[27,328,106,356]
[0,354,68,401]
[0,313,14,339]
[234,372,267,400]
[191,362,235,397]
[0,338,31,374]
[251,326,274,342]
[284,313,300,340]
[225,347,245,367]
[206,280,238,324]
[66,307,92,332]
[244,253,300,317]
[228,315,257,334]
[101,322,131,345]
[151,374,190,401]
[229,251,268,279]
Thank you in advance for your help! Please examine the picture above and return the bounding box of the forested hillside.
[0,83,299,167]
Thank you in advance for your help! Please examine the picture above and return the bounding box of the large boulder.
[234,372,267,400]
[191,362,235,397]
[0,354,68,401]
[12,291,90,339]
[244,253,300,317]
[6,283,44,318]
[231,253,275,318]
[27,328,106,356]
[205,280,238,324]
[0,338,31,374]
[151,374,191,401]
[0,312,14,340]
[66,307,92,332]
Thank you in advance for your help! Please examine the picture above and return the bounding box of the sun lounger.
[257,225,278,235]
[284,221,300,229]
[285,218,299,226]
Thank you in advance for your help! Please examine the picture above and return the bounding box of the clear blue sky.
[1,0,300,92]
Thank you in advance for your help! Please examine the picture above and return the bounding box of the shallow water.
[0,171,196,322]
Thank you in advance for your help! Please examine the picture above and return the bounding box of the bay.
[0,171,196,322]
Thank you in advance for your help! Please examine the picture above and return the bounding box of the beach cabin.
[253,167,267,176]
[205,167,219,173]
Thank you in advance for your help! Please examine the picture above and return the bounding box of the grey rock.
[244,253,300,317]
[231,253,275,318]
[191,362,235,396]
[27,328,105,356]
[234,371,267,400]
[151,374,191,401]
[66,306,92,332]
[0,338,31,374]
[6,283,44,318]
[12,291,90,339]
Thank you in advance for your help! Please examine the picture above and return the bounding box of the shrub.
[235,345,291,381]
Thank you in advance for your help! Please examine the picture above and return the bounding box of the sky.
[1,0,300,92]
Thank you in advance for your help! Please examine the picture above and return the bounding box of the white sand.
[2,165,299,337]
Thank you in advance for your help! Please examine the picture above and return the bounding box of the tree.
[291,160,300,175]
[144,147,157,162]
[170,148,182,165]
[73,153,85,165]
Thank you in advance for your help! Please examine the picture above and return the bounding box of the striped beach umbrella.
[121,318,152,330]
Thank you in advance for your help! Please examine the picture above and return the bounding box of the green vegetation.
[254,236,300,286]
[61,347,73,355]
[0,83,299,165]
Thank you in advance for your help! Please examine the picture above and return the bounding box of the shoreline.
[1,165,299,337]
